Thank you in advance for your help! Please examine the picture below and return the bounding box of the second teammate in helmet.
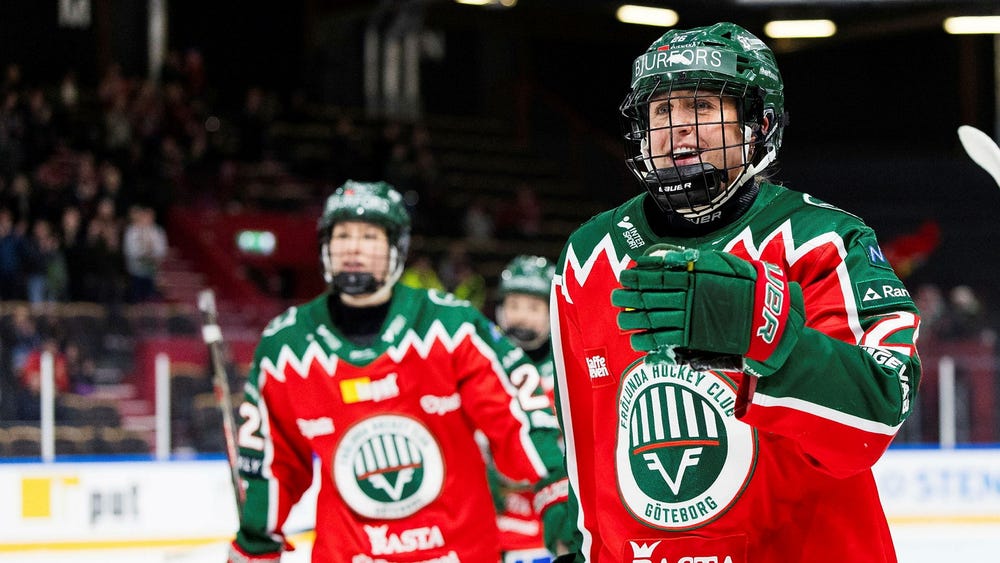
[496,255,557,392]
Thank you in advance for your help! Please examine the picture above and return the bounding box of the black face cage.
[318,221,410,295]
[620,77,769,212]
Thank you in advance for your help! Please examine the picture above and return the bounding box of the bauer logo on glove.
[611,243,806,375]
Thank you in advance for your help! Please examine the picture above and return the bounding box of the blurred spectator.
[160,50,186,87]
[2,63,23,95]
[913,283,946,341]
[60,206,87,301]
[3,304,42,378]
[373,120,405,173]
[64,341,97,395]
[23,219,67,304]
[496,184,542,239]
[183,49,207,100]
[400,252,445,291]
[103,91,133,159]
[383,139,416,193]
[0,207,27,299]
[462,196,495,243]
[448,260,486,311]
[81,197,125,304]
[1,172,32,224]
[162,82,194,144]
[438,242,486,310]
[23,88,55,170]
[70,151,102,220]
[130,79,165,145]
[53,70,84,144]
[99,161,129,214]
[123,204,167,303]
[236,86,272,162]
[15,336,69,421]
[58,70,79,111]
[0,89,25,178]
[939,285,992,342]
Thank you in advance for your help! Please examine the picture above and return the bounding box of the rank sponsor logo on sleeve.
[855,279,911,310]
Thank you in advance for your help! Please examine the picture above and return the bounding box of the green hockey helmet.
[498,255,555,300]
[318,180,411,295]
[497,255,555,350]
[620,22,786,220]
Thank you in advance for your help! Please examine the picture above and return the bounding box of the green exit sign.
[236,230,276,255]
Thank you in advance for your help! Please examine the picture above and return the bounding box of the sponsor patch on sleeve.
[862,239,893,271]
[855,278,911,310]
[584,347,615,388]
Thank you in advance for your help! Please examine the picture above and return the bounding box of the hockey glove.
[534,478,575,555]
[612,245,805,376]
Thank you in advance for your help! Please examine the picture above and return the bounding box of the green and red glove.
[534,477,578,556]
[612,244,805,376]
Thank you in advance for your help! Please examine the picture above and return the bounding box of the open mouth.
[671,146,703,166]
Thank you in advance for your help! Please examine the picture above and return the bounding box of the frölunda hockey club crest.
[334,414,445,519]
[616,359,756,530]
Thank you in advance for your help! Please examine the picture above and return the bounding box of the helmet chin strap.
[643,125,776,220]
[327,247,404,302]
[495,306,549,351]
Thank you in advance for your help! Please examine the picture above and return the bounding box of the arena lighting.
[616,5,679,27]
[453,0,517,6]
[944,16,1000,34]
[763,19,837,38]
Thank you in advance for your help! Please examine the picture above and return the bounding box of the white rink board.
[0,458,318,549]
[0,449,997,559]
[872,448,1000,522]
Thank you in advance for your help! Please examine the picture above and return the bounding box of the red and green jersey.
[233,284,563,562]
[490,344,559,559]
[552,183,920,563]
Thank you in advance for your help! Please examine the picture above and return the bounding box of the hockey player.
[551,23,920,563]
[496,255,557,401]
[227,180,567,562]
[489,255,571,561]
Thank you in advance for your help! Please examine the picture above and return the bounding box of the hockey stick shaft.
[958,125,1000,189]
[198,289,247,515]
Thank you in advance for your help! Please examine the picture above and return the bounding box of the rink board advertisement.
[872,448,1000,522]
[0,458,318,550]
[0,449,996,550]
[0,460,239,548]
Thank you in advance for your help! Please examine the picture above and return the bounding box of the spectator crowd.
[1,49,998,454]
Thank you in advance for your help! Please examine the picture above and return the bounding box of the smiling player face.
[646,89,747,186]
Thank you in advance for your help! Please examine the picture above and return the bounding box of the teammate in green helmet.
[497,255,556,353]
[317,179,410,301]
[491,255,572,559]
[229,180,571,562]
